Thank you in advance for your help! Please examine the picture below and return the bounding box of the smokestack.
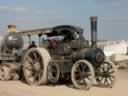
[90,16,97,48]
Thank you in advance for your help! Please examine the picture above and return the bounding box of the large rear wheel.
[23,48,51,86]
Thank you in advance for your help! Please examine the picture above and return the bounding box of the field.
[0,70,127,96]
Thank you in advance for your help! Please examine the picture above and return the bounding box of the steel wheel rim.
[72,61,94,89]
[96,61,116,87]
[24,51,43,85]
[47,63,60,83]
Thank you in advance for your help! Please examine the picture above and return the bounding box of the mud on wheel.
[23,48,51,86]
[71,60,95,90]
[96,60,117,88]
[0,64,19,81]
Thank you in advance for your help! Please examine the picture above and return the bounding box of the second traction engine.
[0,25,23,80]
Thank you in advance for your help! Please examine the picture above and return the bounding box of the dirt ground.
[0,70,127,96]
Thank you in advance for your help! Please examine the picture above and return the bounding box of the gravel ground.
[0,70,127,96]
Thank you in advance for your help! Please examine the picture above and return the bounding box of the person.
[48,39,57,49]
[28,41,37,49]
[72,32,79,40]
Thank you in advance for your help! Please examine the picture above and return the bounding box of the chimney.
[90,16,97,48]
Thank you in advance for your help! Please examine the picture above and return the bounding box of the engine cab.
[41,25,89,56]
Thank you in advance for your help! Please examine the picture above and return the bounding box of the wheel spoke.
[34,65,43,81]
[110,75,115,79]
[106,63,109,72]
[85,72,91,76]
[26,56,33,64]
[104,77,109,86]
[32,72,38,81]
[83,79,87,86]
[87,75,92,81]
[103,63,107,72]
[100,76,104,81]
[37,72,41,81]
[81,63,87,72]
[26,67,33,71]
[109,70,114,74]
[100,65,105,72]
[25,59,34,70]
[108,76,113,82]
[25,64,33,70]
[77,65,82,73]
[74,72,80,79]
[32,52,38,62]
[107,63,111,72]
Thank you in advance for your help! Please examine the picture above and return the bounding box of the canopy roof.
[16,25,84,36]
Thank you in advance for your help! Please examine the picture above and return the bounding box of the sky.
[0,0,128,40]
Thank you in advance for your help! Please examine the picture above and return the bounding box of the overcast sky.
[0,0,128,40]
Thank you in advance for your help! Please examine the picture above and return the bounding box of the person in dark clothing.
[48,39,57,49]
[28,41,37,49]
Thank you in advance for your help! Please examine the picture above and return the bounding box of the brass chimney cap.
[90,16,97,21]
[8,24,16,28]
[8,24,16,33]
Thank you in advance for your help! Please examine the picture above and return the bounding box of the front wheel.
[71,60,95,90]
[96,60,117,88]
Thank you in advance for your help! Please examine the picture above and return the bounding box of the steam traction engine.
[0,17,116,90]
